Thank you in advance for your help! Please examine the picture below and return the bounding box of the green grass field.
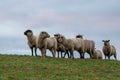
[0,54,120,80]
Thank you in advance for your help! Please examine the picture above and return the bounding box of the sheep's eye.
[41,32,44,34]
[54,34,57,36]
[61,36,63,38]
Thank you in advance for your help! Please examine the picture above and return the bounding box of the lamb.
[58,34,85,59]
[54,33,69,58]
[76,34,95,58]
[102,40,117,60]
[93,49,103,59]
[38,31,57,58]
[24,30,38,56]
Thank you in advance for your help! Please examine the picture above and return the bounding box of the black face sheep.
[102,40,117,60]
[24,29,37,56]
[76,34,95,59]
[93,49,103,59]
[54,33,69,58]
[38,31,57,58]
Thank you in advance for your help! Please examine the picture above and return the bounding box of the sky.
[0,0,120,60]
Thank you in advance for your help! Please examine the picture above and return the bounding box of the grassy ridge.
[0,55,120,80]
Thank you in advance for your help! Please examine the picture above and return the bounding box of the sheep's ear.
[54,33,59,36]
[54,34,56,36]
[24,32,27,35]
[102,40,105,42]
[107,40,110,42]
[76,34,83,38]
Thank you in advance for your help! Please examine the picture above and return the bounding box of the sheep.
[76,34,95,58]
[38,31,57,58]
[102,40,117,60]
[54,33,69,58]
[58,34,85,59]
[24,29,38,56]
[93,49,103,59]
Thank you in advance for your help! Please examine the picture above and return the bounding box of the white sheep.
[24,30,38,56]
[57,34,75,59]
[38,31,57,58]
[72,38,85,59]
[102,40,117,60]
[54,33,69,58]
[58,34,85,59]
[93,49,103,59]
[76,34,95,58]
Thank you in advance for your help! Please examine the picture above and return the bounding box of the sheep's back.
[96,50,102,58]
[45,37,57,49]
[93,50,102,59]
[72,38,84,50]
[65,39,74,49]
[84,39,95,51]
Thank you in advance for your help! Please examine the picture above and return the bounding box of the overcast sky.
[0,0,120,59]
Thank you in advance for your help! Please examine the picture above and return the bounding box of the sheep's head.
[54,33,60,39]
[40,31,50,39]
[58,35,65,43]
[76,34,83,39]
[102,40,110,46]
[24,30,33,38]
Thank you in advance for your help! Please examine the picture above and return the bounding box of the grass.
[0,54,120,80]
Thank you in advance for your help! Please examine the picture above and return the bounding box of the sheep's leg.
[68,52,70,58]
[35,48,37,56]
[89,53,92,58]
[63,51,68,58]
[114,54,117,60]
[89,49,93,58]
[51,48,56,58]
[104,55,107,59]
[41,48,46,58]
[82,53,85,59]
[65,51,70,58]
[80,53,84,59]
[61,52,63,58]
[69,51,72,58]
[108,55,110,59]
[63,52,66,58]
[89,51,93,58]
[31,47,34,56]
[58,51,60,58]
[70,50,74,59]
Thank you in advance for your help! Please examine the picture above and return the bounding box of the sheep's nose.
[48,35,50,37]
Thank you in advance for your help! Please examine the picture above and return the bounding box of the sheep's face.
[40,31,50,39]
[76,34,83,39]
[24,30,33,39]
[102,40,110,46]
[58,35,64,43]
[54,33,60,39]
[26,32,33,39]
[24,30,32,35]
